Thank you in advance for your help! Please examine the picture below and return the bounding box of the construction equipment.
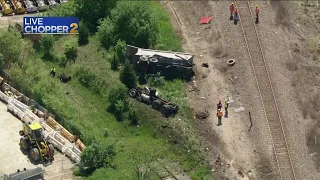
[34,0,48,11]
[24,0,37,13]
[0,0,14,15]
[11,0,26,14]
[128,86,179,117]
[46,0,57,7]
[19,122,55,163]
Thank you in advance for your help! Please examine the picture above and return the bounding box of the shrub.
[0,29,21,67]
[128,107,139,125]
[147,72,165,87]
[120,60,137,88]
[0,53,3,68]
[80,143,116,171]
[113,40,126,64]
[107,83,128,108]
[75,67,106,94]
[97,18,116,49]
[110,53,119,71]
[41,35,54,59]
[78,21,89,46]
[56,54,68,67]
[64,41,78,63]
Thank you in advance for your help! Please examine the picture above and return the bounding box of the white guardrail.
[0,90,82,164]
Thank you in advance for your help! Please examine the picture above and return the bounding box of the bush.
[147,72,165,87]
[64,41,78,63]
[78,21,89,46]
[97,18,116,48]
[0,53,3,69]
[110,53,119,71]
[120,60,137,88]
[113,40,126,64]
[75,67,106,94]
[128,107,139,125]
[56,54,68,67]
[108,84,129,120]
[41,35,54,59]
[81,143,116,171]
[0,29,21,67]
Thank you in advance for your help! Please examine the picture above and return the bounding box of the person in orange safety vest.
[255,5,260,24]
[217,109,223,126]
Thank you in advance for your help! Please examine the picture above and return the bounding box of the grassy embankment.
[1,2,211,179]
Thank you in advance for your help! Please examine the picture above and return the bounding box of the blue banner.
[23,17,79,34]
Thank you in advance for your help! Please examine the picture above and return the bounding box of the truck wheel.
[19,137,29,151]
[48,144,55,159]
[30,148,40,162]
[129,88,137,98]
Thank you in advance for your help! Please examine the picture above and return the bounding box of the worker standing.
[217,99,222,110]
[233,6,239,25]
[255,5,260,24]
[50,67,56,77]
[224,97,229,118]
[229,2,235,20]
[217,109,223,126]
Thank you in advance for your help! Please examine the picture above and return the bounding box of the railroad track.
[237,1,296,179]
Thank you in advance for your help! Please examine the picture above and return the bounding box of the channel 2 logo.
[23,17,79,34]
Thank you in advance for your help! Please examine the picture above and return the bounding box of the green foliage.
[146,72,165,87]
[0,29,21,67]
[108,83,128,109]
[110,53,119,71]
[113,40,127,64]
[47,1,77,16]
[64,40,78,62]
[128,107,139,125]
[97,18,116,48]
[41,35,54,59]
[75,67,106,94]
[78,21,89,46]
[120,60,137,88]
[75,0,117,31]
[98,1,158,49]
[56,54,68,67]
[81,142,116,171]
[0,53,4,69]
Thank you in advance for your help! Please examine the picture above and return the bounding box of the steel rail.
[237,1,296,179]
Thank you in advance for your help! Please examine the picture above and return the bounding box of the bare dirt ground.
[0,101,75,179]
[0,13,40,28]
[163,0,320,180]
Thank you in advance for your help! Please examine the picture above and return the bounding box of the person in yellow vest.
[224,96,229,117]
[50,67,56,77]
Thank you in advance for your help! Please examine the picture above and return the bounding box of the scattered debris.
[200,16,214,24]
[238,170,244,177]
[200,97,206,100]
[202,63,209,68]
[196,110,210,119]
[229,77,234,84]
[234,107,245,112]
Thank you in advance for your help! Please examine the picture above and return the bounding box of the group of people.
[229,2,260,25]
[216,97,229,126]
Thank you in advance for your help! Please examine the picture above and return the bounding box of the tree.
[128,107,139,125]
[47,1,77,17]
[0,29,21,67]
[64,41,78,62]
[0,53,4,69]
[78,21,89,46]
[110,1,158,48]
[81,143,115,171]
[75,0,117,32]
[97,18,116,48]
[120,60,137,88]
[110,53,119,71]
[41,35,54,59]
[113,40,126,64]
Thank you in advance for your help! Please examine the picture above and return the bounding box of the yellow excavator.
[19,122,54,163]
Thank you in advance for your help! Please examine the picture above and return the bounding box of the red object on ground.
[200,16,213,24]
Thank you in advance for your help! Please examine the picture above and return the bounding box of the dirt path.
[163,1,277,179]
[163,1,320,179]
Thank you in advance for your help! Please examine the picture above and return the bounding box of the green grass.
[4,2,211,180]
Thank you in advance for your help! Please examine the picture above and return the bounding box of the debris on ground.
[200,16,214,24]
[196,110,210,119]
[234,107,245,113]
[200,97,206,100]
[238,170,244,177]
[202,63,209,68]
